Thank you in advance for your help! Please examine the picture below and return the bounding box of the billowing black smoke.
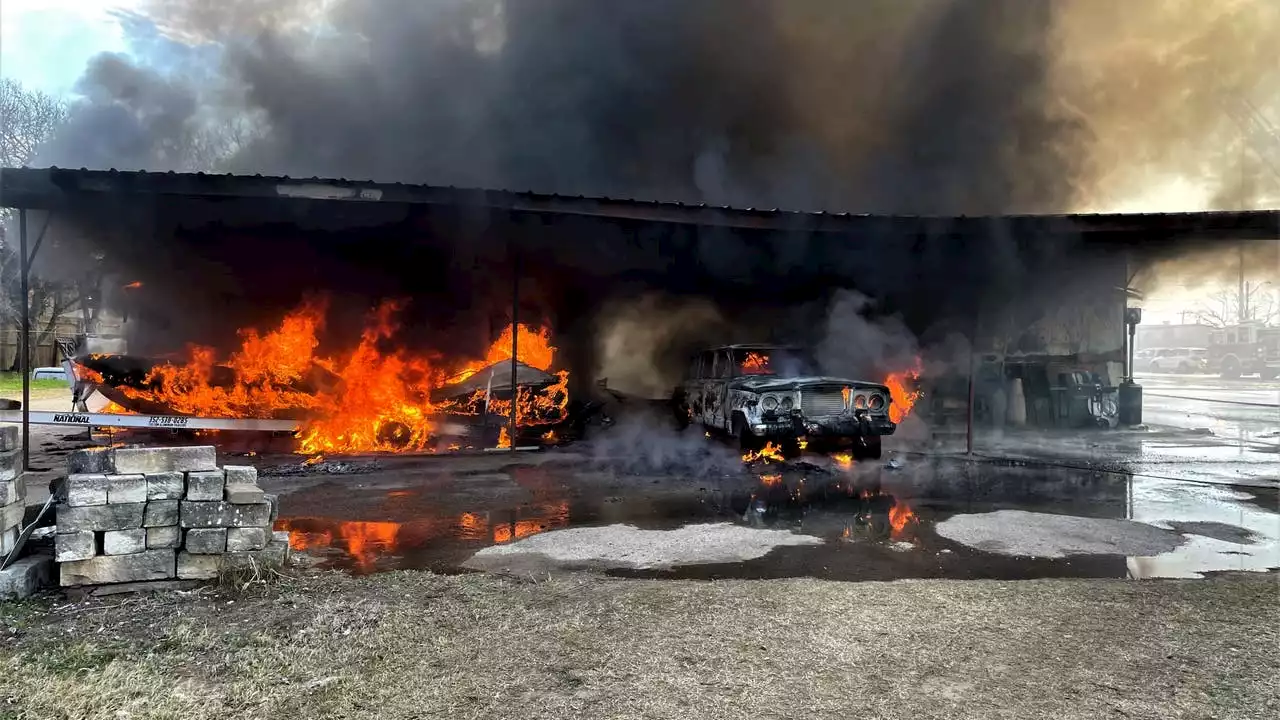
[16,0,1273,390]
[35,0,1090,214]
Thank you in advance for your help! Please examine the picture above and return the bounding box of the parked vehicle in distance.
[30,367,69,382]
[672,344,896,459]
[1145,347,1209,374]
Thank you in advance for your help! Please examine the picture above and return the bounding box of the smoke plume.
[30,0,1280,213]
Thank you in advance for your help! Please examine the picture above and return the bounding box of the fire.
[94,299,570,454]
[100,400,132,414]
[496,426,511,449]
[759,473,783,487]
[889,498,918,540]
[832,452,854,469]
[123,281,142,289]
[884,358,924,424]
[742,442,785,464]
[740,352,770,374]
[541,430,558,444]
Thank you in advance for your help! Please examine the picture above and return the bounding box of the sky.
[0,0,138,96]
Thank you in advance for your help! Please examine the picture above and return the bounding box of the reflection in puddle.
[276,518,403,571]
[269,456,1277,580]
[275,500,571,571]
[491,502,571,543]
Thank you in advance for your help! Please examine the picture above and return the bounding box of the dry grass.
[1,571,1277,719]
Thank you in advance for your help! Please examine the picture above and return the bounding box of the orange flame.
[122,281,142,289]
[102,299,569,454]
[740,352,771,374]
[742,442,785,464]
[496,426,511,449]
[889,498,918,540]
[884,358,924,424]
[759,473,783,487]
[831,452,854,469]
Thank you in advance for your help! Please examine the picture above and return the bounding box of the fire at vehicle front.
[727,348,896,442]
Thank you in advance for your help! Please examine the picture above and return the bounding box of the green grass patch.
[0,371,70,398]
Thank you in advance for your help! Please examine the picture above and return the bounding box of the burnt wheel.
[851,436,882,461]
[734,417,763,452]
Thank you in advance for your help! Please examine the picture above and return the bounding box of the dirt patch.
[469,522,824,570]
[1165,521,1261,545]
[2,570,1276,719]
[936,510,1186,558]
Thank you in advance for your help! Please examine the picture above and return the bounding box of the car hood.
[730,376,889,393]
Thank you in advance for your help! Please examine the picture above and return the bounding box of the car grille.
[800,390,846,417]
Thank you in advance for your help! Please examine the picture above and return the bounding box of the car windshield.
[732,348,818,377]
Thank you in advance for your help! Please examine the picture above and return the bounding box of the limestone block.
[145,472,185,500]
[180,501,271,528]
[106,474,146,504]
[57,503,144,533]
[146,526,181,549]
[224,465,258,485]
[185,527,227,554]
[112,446,216,475]
[226,527,268,552]
[55,530,96,562]
[143,500,179,527]
[0,425,18,452]
[67,447,114,474]
[0,553,53,599]
[60,549,176,587]
[103,528,146,555]
[66,474,108,507]
[185,469,225,502]
[224,483,265,504]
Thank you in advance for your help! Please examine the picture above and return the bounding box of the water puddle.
[268,455,1279,581]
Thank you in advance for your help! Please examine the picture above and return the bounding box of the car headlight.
[869,393,885,411]
[762,395,779,411]
[780,396,793,412]
[854,393,868,409]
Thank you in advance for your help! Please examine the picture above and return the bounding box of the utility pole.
[1238,244,1247,324]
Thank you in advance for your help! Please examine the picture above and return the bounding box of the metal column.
[18,210,30,471]
[509,249,519,452]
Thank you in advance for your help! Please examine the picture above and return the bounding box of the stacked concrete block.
[56,447,289,587]
[1,426,25,558]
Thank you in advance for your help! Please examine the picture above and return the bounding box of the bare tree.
[0,78,76,370]
[0,78,67,168]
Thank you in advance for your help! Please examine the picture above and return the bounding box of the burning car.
[672,344,896,459]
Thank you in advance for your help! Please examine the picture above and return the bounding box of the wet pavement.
[264,449,1279,582]
[12,371,1277,582]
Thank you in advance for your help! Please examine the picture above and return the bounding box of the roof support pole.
[18,209,30,471]
[509,244,519,452]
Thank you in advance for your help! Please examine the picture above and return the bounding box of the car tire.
[1177,362,1192,373]
[1220,357,1241,379]
[732,416,761,452]
[852,436,882,461]
[1260,367,1279,381]
[1148,361,1161,373]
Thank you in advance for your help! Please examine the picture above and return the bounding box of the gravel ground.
[470,522,824,569]
[2,570,1276,719]
[936,510,1187,558]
